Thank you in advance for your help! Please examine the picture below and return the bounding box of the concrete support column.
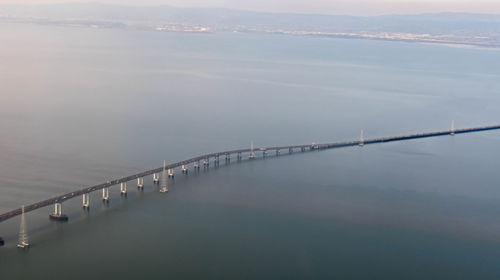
[249,141,255,159]
[50,202,68,221]
[82,193,90,209]
[54,203,62,216]
[102,187,110,202]
[120,182,127,195]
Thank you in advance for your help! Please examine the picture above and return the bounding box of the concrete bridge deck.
[1,124,499,224]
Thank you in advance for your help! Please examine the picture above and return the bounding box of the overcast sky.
[0,0,499,16]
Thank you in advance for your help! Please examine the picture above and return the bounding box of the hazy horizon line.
[1,1,500,17]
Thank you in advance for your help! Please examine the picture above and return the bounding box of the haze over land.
[1,0,500,15]
[1,3,500,47]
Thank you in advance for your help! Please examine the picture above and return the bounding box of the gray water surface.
[1,24,500,279]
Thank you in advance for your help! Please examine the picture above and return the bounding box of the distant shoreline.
[2,17,500,50]
[298,33,500,49]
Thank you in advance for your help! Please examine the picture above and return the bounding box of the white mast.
[160,160,168,193]
[17,205,29,248]
[249,140,255,159]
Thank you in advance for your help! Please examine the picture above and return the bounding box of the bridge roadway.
[1,124,499,223]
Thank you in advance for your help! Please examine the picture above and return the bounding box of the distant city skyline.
[0,0,500,16]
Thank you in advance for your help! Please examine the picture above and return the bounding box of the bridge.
[1,123,499,243]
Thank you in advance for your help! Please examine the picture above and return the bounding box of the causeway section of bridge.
[1,124,499,226]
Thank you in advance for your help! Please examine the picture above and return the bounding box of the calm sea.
[1,23,500,279]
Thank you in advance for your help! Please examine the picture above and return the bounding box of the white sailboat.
[17,205,30,249]
[160,160,168,193]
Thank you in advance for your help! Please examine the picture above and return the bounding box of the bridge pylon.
[17,205,29,248]
[120,182,127,196]
[102,187,110,202]
[182,165,188,174]
[50,202,68,221]
[359,130,364,146]
[82,193,90,209]
[137,177,144,189]
[249,141,255,159]
[160,160,168,193]
[451,120,455,136]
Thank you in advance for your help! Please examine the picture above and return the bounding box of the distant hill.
[2,3,500,47]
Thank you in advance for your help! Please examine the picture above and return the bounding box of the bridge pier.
[160,160,168,193]
[194,161,200,169]
[451,120,455,136]
[137,177,144,189]
[276,149,280,156]
[82,193,90,209]
[225,153,230,161]
[102,187,110,202]
[153,173,159,184]
[4,124,500,229]
[263,150,267,158]
[120,182,127,196]
[301,147,305,152]
[249,141,255,159]
[168,169,174,178]
[204,158,209,167]
[182,165,188,174]
[50,203,68,221]
[289,148,293,153]
[237,152,242,160]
